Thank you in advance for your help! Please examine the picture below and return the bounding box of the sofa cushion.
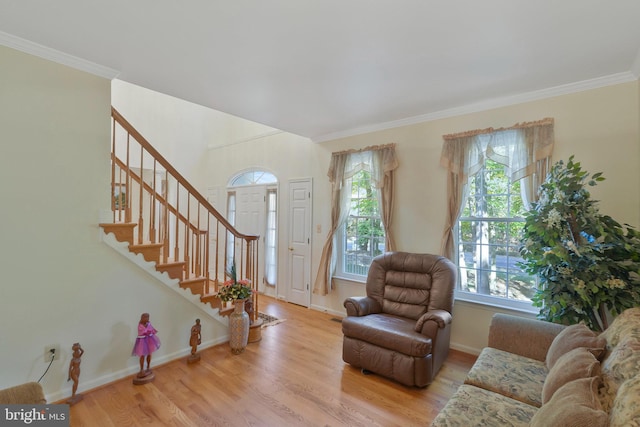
[609,375,640,427]
[430,384,537,427]
[542,346,600,404]
[530,377,608,427]
[464,347,547,408]
[599,336,640,412]
[546,323,606,369]
[600,306,640,348]
[341,313,432,357]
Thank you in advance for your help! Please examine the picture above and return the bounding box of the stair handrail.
[111,107,257,242]
[109,107,260,320]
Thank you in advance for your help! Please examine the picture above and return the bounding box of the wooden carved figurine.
[132,312,161,385]
[67,342,84,405]
[188,319,202,363]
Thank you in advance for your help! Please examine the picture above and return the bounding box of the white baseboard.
[449,342,481,356]
[45,336,228,403]
[309,304,344,318]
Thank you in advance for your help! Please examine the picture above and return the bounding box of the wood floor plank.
[68,296,476,426]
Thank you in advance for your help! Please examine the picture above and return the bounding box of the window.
[456,158,537,310]
[313,144,398,295]
[230,170,277,186]
[226,191,236,271]
[440,118,554,311]
[264,190,277,285]
[338,168,385,280]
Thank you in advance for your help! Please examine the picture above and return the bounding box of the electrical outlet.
[44,344,60,362]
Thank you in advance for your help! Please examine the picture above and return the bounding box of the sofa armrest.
[344,296,381,317]
[0,382,46,404]
[488,313,566,362]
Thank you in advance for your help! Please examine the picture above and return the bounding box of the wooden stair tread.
[179,277,208,296]
[156,261,185,281]
[99,222,136,228]
[157,260,186,267]
[181,277,207,284]
[200,293,223,310]
[130,242,164,249]
[218,306,233,317]
[99,223,137,245]
[128,242,163,263]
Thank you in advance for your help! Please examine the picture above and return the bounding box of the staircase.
[100,107,259,319]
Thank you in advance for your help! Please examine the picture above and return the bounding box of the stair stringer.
[100,229,229,331]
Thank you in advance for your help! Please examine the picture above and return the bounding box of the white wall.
[0,46,227,401]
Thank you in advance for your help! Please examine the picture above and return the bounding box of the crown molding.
[312,71,639,143]
[0,30,120,80]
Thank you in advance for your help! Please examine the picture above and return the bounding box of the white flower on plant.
[552,188,565,204]
[545,208,563,229]
[606,278,627,289]
[570,302,585,314]
[538,190,550,207]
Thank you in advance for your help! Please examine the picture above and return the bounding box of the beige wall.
[0,46,227,401]
[313,82,640,352]
[311,81,640,353]
[206,79,640,354]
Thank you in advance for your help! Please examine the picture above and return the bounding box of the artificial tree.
[520,156,640,331]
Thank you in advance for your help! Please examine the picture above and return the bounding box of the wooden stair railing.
[100,107,260,320]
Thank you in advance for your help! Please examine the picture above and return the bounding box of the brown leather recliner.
[342,252,456,387]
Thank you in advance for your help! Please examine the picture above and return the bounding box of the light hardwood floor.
[67,296,476,426]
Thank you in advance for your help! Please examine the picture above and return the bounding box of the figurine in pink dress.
[132,313,161,378]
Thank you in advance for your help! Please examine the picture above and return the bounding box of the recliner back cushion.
[365,252,456,318]
[383,270,431,319]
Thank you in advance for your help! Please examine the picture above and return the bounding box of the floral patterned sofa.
[431,307,640,427]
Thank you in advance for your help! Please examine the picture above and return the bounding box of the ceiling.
[2,1,640,142]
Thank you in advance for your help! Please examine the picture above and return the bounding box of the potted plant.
[519,156,640,331]
[217,262,252,353]
[217,263,252,303]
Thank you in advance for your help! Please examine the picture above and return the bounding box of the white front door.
[234,185,266,292]
[287,179,312,307]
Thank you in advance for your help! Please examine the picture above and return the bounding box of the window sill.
[332,275,366,285]
[454,294,538,316]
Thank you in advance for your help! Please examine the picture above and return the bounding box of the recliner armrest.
[344,296,382,317]
[415,309,452,333]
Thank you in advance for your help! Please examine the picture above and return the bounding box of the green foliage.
[520,156,640,331]
[114,191,126,209]
[348,170,384,254]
